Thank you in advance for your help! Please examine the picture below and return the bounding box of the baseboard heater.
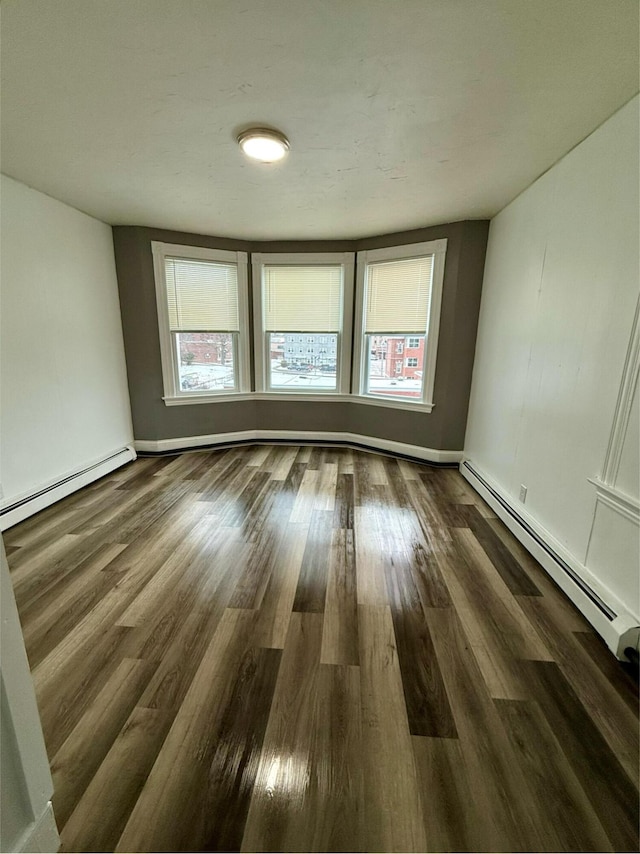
[460,460,640,661]
[0,446,136,531]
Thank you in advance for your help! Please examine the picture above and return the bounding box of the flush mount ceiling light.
[237,128,290,163]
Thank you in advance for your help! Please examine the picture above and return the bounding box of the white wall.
[465,96,639,622]
[1,544,60,853]
[1,175,133,507]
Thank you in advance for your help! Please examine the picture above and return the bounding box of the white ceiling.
[2,0,638,240]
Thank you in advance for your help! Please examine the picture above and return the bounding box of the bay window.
[152,239,447,411]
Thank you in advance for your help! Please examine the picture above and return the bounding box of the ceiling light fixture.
[237,128,290,163]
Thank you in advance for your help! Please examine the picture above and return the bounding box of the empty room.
[1,1,638,852]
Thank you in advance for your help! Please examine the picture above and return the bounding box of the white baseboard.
[0,446,137,531]
[460,459,640,660]
[15,802,60,854]
[133,430,463,465]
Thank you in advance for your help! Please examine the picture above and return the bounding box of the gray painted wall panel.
[113,221,488,450]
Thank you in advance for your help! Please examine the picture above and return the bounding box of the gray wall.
[113,220,488,451]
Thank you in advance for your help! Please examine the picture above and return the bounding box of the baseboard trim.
[460,459,640,660]
[133,430,463,466]
[15,802,60,854]
[0,446,137,531]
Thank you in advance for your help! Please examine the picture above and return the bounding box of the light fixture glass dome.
[237,128,290,163]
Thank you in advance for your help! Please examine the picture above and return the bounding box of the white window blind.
[364,255,434,333]
[263,265,343,332]
[165,257,239,331]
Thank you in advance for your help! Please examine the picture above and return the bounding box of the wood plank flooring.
[5,444,639,853]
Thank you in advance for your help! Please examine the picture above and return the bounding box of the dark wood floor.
[5,445,639,853]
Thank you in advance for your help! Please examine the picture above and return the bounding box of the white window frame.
[352,238,447,412]
[152,241,251,405]
[252,252,355,396]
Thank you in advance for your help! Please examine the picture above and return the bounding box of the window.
[153,240,445,411]
[252,252,354,394]
[353,239,447,408]
[152,242,249,401]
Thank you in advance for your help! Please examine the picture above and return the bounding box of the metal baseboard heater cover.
[0,446,136,531]
[460,460,640,662]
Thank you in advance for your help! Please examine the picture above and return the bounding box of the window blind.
[165,257,239,331]
[364,255,434,333]
[263,265,343,332]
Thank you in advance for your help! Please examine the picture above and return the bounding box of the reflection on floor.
[5,445,639,852]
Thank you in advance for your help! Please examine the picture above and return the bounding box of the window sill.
[256,392,345,403]
[349,394,434,413]
[164,391,434,413]
[163,393,254,406]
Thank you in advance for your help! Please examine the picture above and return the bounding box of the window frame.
[152,241,250,404]
[352,239,447,411]
[252,252,355,396]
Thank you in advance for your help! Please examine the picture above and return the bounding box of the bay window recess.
[353,239,447,409]
[252,253,354,395]
[152,242,250,401]
[152,240,446,411]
